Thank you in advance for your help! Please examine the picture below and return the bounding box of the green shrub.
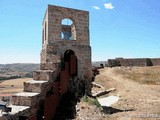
[82,95,101,108]
[82,94,88,102]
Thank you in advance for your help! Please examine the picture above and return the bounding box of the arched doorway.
[54,50,78,119]
[64,50,77,76]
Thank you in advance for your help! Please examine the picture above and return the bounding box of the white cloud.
[104,3,114,9]
[92,6,100,10]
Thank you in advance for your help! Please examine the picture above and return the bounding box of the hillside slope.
[0,63,39,80]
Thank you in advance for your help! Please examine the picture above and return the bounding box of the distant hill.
[0,63,39,72]
[0,63,39,80]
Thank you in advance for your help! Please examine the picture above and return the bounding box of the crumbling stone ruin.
[0,5,92,120]
[108,57,160,67]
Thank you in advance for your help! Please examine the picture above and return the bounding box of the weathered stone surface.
[24,80,50,93]
[11,92,40,107]
[33,70,56,81]
[0,105,30,120]
[108,58,160,67]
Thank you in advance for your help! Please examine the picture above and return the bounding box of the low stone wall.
[108,58,160,67]
[151,58,160,66]
[118,58,146,66]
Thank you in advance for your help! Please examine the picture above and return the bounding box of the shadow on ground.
[102,106,135,114]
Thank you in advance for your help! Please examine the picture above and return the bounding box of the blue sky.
[0,0,160,63]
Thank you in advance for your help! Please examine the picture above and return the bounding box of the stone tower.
[41,5,92,93]
[41,5,92,79]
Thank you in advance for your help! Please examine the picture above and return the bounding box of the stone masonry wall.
[108,58,160,67]
[151,58,160,66]
[117,58,146,66]
[47,5,90,45]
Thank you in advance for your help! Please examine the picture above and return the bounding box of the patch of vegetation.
[24,72,33,78]
[82,94,88,102]
[0,75,21,81]
[82,95,101,108]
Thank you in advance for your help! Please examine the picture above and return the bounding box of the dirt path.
[95,67,160,120]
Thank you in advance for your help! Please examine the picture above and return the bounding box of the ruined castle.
[0,5,92,120]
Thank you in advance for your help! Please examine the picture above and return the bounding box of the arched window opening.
[61,18,76,40]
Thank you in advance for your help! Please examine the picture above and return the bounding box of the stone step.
[0,104,30,119]
[24,80,50,93]
[33,70,58,81]
[7,104,29,115]
[12,92,40,107]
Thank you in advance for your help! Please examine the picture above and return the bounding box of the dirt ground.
[76,66,160,120]
[0,78,32,99]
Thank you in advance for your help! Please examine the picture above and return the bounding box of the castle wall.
[108,58,160,67]
[151,58,160,66]
[117,58,146,66]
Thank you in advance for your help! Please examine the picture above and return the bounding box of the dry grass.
[113,66,160,85]
[92,66,160,120]
[0,78,32,86]
[0,78,32,94]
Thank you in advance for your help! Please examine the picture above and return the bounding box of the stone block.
[40,63,56,70]
[46,54,61,63]
[33,70,55,81]
[12,92,40,107]
[8,105,30,115]
[24,80,50,93]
